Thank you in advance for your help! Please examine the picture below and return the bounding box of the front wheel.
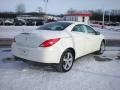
[96,42,105,55]
[56,49,74,72]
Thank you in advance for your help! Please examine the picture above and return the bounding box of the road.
[0,26,120,90]
[0,47,120,90]
[106,39,120,47]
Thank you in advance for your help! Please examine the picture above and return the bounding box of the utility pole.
[44,0,48,14]
[102,8,105,29]
[109,11,111,23]
[44,0,48,24]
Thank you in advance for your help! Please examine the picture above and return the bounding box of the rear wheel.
[14,56,27,62]
[14,56,20,60]
[56,49,74,72]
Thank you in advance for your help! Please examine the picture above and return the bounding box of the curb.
[0,38,120,47]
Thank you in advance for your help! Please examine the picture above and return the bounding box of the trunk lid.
[15,30,68,48]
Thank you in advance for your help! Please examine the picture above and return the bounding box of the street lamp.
[44,0,48,13]
[44,0,48,24]
[109,11,111,23]
[102,7,105,29]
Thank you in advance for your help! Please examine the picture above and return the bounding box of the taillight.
[39,38,60,47]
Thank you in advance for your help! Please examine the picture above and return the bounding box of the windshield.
[37,22,72,31]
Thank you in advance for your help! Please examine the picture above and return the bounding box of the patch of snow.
[0,47,120,90]
[94,27,120,40]
[0,26,38,38]
[0,26,120,40]
[106,26,120,31]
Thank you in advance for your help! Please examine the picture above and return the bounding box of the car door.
[71,24,87,58]
[83,25,101,53]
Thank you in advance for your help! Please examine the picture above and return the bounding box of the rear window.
[37,22,72,31]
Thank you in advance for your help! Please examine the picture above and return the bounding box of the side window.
[85,25,96,35]
[72,25,85,32]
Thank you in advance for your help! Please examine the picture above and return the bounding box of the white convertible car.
[12,21,105,72]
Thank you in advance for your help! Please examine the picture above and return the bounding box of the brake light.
[40,38,60,47]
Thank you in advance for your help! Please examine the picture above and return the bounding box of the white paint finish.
[70,31,87,57]
[85,33,102,53]
[83,25,103,53]
[12,21,104,64]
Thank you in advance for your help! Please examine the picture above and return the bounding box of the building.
[0,12,62,26]
[64,13,92,24]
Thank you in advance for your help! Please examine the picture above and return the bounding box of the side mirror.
[96,31,100,35]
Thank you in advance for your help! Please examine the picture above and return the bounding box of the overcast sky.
[0,0,120,14]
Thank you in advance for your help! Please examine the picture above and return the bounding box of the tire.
[56,49,75,72]
[14,56,27,62]
[14,56,20,60]
[96,42,105,55]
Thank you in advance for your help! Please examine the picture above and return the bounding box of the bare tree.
[67,8,76,14]
[37,6,42,13]
[16,3,26,13]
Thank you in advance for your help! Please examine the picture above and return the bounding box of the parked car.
[12,21,105,72]
[4,20,14,26]
[46,19,56,23]
[36,20,44,26]
[14,19,26,26]
[26,20,35,26]
[0,20,3,25]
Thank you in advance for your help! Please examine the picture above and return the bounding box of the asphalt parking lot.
[0,47,120,90]
[0,28,120,90]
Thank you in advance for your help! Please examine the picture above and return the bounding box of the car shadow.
[1,56,57,72]
[94,56,113,61]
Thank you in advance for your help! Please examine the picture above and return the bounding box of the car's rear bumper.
[13,56,59,66]
[11,43,61,63]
